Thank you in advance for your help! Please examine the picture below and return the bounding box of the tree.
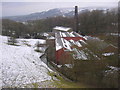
[34,41,42,52]
[7,31,17,45]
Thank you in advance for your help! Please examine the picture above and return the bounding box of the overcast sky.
[1,0,119,2]
[1,0,119,17]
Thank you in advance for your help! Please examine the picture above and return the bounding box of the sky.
[1,0,119,2]
[1,0,119,17]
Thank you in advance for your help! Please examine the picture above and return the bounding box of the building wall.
[46,39,56,63]
[56,48,73,65]
[46,39,74,65]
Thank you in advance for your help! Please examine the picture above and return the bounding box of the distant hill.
[2,7,112,22]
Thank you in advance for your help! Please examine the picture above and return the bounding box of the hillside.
[1,35,90,88]
[2,7,111,22]
[1,35,53,87]
[41,26,119,88]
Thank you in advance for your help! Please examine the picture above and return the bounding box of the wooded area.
[2,9,118,38]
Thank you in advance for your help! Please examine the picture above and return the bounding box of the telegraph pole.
[75,6,79,33]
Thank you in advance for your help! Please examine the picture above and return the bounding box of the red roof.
[63,37,85,41]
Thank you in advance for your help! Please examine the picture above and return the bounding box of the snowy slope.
[0,36,52,88]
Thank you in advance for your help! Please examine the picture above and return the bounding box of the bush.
[7,37,18,46]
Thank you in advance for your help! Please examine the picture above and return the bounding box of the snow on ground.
[0,36,2,89]
[0,35,52,88]
[17,38,46,46]
[102,53,114,56]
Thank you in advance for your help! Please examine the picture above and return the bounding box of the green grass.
[97,34,118,47]
[32,83,39,88]
[5,71,89,88]
[47,71,87,88]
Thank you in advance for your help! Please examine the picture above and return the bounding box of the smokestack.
[75,6,79,33]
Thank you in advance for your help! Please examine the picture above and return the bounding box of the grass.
[47,71,87,88]
[7,43,20,46]
[34,49,43,53]
[97,34,118,47]
[24,43,31,47]
[3,70,89,88]
[32,83,39,88]
[22,40,31,47]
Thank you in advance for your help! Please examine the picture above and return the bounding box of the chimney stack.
[75,6,78,33]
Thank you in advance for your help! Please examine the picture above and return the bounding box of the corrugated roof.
[54,26,88,60]
[55,31,86,51]
[53,26,71,32]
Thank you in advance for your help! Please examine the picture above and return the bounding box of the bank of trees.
[2,19,29,38]
[79,9,118,34]
[2,9,118,38]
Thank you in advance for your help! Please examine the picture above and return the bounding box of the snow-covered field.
[0,35,53,88]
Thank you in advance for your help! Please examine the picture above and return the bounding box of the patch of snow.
[61,32,67,37]
[110,33,119,36]
[34,46,47,53]
[62,38,72,51]
[53,26,71,32]
[57,65,62,68]
[43,33,49,37]
[69,32,75,37]
[73,32,83,37]
[105,66,119,75]
[73,48,87,60]
[56,44,62,51]
[69,40,76,45]
[0,36,2,89]
[62,15,66,17]
[18,39,46,47]
[83,36,88,40]
[47,36,55,39]
[1,35,52,88]
[102,53,114,56]
[55,35,63,51]
[80,40,87,44]
[65,64,73,68]
[59,8,73,14]
[83,36,91,40]
[75,41,82,47]
[108,66,119,71]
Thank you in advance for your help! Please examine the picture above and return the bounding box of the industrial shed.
[46,26,88,65]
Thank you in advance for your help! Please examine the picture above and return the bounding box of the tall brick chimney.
[75,6,78,33]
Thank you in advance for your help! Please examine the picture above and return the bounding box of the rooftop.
[53,26,72,32]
